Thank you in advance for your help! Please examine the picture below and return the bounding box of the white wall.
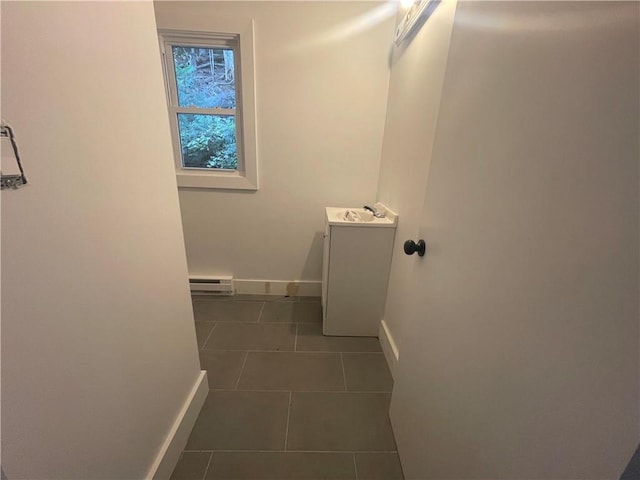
[376,2,457,356]
[1,2,202,478]
[385,1,639,477]
[154,1,396,286]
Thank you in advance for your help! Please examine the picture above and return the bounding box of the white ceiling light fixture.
[394,0,436,45]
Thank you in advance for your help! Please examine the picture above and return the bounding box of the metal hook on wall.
[1,122,28,190]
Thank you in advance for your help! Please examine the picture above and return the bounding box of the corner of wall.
[146,371,209,480]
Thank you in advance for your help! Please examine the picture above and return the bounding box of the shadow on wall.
[300,230,324,282]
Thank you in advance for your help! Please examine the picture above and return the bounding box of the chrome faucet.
[363,205,385,218]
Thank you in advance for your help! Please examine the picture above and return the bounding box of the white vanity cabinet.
[322,207,397,337]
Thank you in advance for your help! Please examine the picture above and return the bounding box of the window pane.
[172,46,236,109]
[177,114,237,170]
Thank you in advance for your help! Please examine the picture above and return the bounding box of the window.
[159,23,257,190]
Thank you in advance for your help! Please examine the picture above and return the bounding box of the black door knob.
[404,239,426,257]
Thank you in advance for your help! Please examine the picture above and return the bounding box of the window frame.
[159,22,258,190]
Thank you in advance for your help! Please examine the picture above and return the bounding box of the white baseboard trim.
[234,279,321,297]
[146,370,209,480]
[379,319,399,380]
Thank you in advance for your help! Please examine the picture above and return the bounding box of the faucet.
[363,205,385,218]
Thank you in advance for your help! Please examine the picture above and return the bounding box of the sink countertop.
[325,204,398,228]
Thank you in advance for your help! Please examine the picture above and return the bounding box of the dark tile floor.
[170,294,404,480]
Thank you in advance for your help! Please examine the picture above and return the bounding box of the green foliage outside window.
[178,114,237,169]
[172,46,238,170]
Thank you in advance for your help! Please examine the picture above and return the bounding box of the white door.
[389,2,639,478]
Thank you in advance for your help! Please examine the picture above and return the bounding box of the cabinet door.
[324,226,395,336]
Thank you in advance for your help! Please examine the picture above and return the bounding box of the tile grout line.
[284,391,292,451]
[294,323,299,352]
[201,451,214,480]
[183,449,399,454]
[353,452,359,480]
[205,350,345,354]
[201,351,382,354]
[208,388,392,394]
[256,301,266,322]
[196,320,321,325]
[200,323,218,350]
[234,351,249,390]
[340,352,348,391]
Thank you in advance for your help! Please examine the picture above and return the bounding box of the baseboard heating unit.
[189,275,234,295]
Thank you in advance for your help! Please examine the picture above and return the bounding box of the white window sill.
[176,170,258,190]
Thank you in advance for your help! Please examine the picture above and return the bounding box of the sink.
[339,209,375,222]
[325,205,397,227]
